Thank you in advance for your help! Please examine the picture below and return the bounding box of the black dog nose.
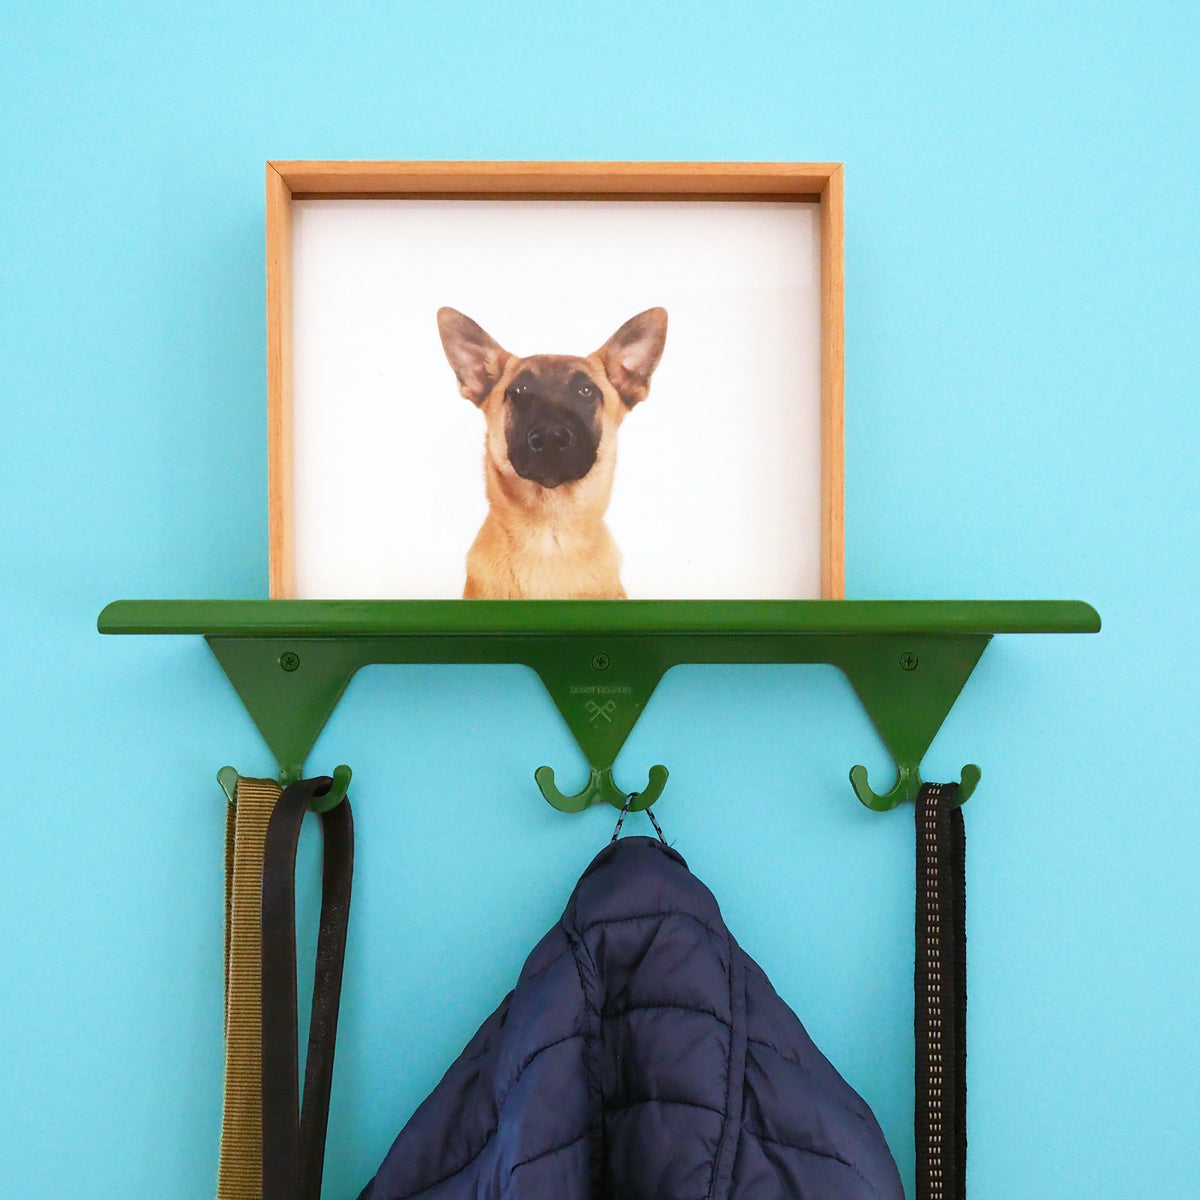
[527,424,574,453]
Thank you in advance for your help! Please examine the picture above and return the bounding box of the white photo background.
[291,199,822,599]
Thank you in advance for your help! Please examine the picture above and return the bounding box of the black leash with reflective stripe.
[915,781,967,1200]
[261,778,354,1200]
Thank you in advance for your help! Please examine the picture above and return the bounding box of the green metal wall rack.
[97,598,1100,811]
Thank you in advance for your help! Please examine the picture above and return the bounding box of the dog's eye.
[577,381,597,400]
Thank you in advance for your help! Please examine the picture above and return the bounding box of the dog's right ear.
[437,308,509,405]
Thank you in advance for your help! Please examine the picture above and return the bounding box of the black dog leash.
[915,781,967,1200]
[261,778,354,1200]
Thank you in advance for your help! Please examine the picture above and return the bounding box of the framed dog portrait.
[267,162,845,601]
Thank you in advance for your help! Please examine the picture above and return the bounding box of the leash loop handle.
[261,777,354,1200]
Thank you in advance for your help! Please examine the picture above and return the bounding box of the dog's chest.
[497,517,621,598]
[531,526,567,559]
[513,521,601,570]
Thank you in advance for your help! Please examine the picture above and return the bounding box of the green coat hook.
[217,765,239,805]
[535,764,669,813]
[849,762,981,812]
[525,643,669,812]
[310,764,353,813]
[216,764,352,812]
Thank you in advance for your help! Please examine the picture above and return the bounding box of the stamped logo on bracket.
[585,699,618,724]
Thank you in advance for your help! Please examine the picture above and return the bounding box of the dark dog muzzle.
[507,404,599,488]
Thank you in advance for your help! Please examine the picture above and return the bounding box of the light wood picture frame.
[266,161,845,601]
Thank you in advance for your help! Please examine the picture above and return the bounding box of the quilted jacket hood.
[358,835,904,1200]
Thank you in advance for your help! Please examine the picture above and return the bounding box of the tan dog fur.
[437,307,668,599]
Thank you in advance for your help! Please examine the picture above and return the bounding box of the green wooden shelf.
[98,598,1100,638]
[98,599,1100,812]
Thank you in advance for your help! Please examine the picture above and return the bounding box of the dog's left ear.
[596,307,668,408]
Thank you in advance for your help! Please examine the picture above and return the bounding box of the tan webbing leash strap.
[219,775,282,1200]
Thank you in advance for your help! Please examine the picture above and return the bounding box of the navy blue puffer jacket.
[359,836,904,1200]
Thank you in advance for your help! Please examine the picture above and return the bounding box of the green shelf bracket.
[98,599,1100,812]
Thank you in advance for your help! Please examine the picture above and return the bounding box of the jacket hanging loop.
[610,792,668,844]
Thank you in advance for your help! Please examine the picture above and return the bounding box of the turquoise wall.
[3,3,1197,1197]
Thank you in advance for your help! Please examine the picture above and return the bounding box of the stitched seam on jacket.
[747,1130,879,1193]
[443,999,511,1073]
[393,1128,497,1200]
[602,1096,725,1117]
[575,910,723,937]
[563,920,606,1198]
[744,1036,869,1121]
[502,1031,585,1101]
[518,943,569,985]
[510,1130,588,1172]
[389,1032,586,1199]
[705,925,736,1200]
[600,1001,732,1026]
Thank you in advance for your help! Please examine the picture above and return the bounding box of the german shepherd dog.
[437,306,668,599]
